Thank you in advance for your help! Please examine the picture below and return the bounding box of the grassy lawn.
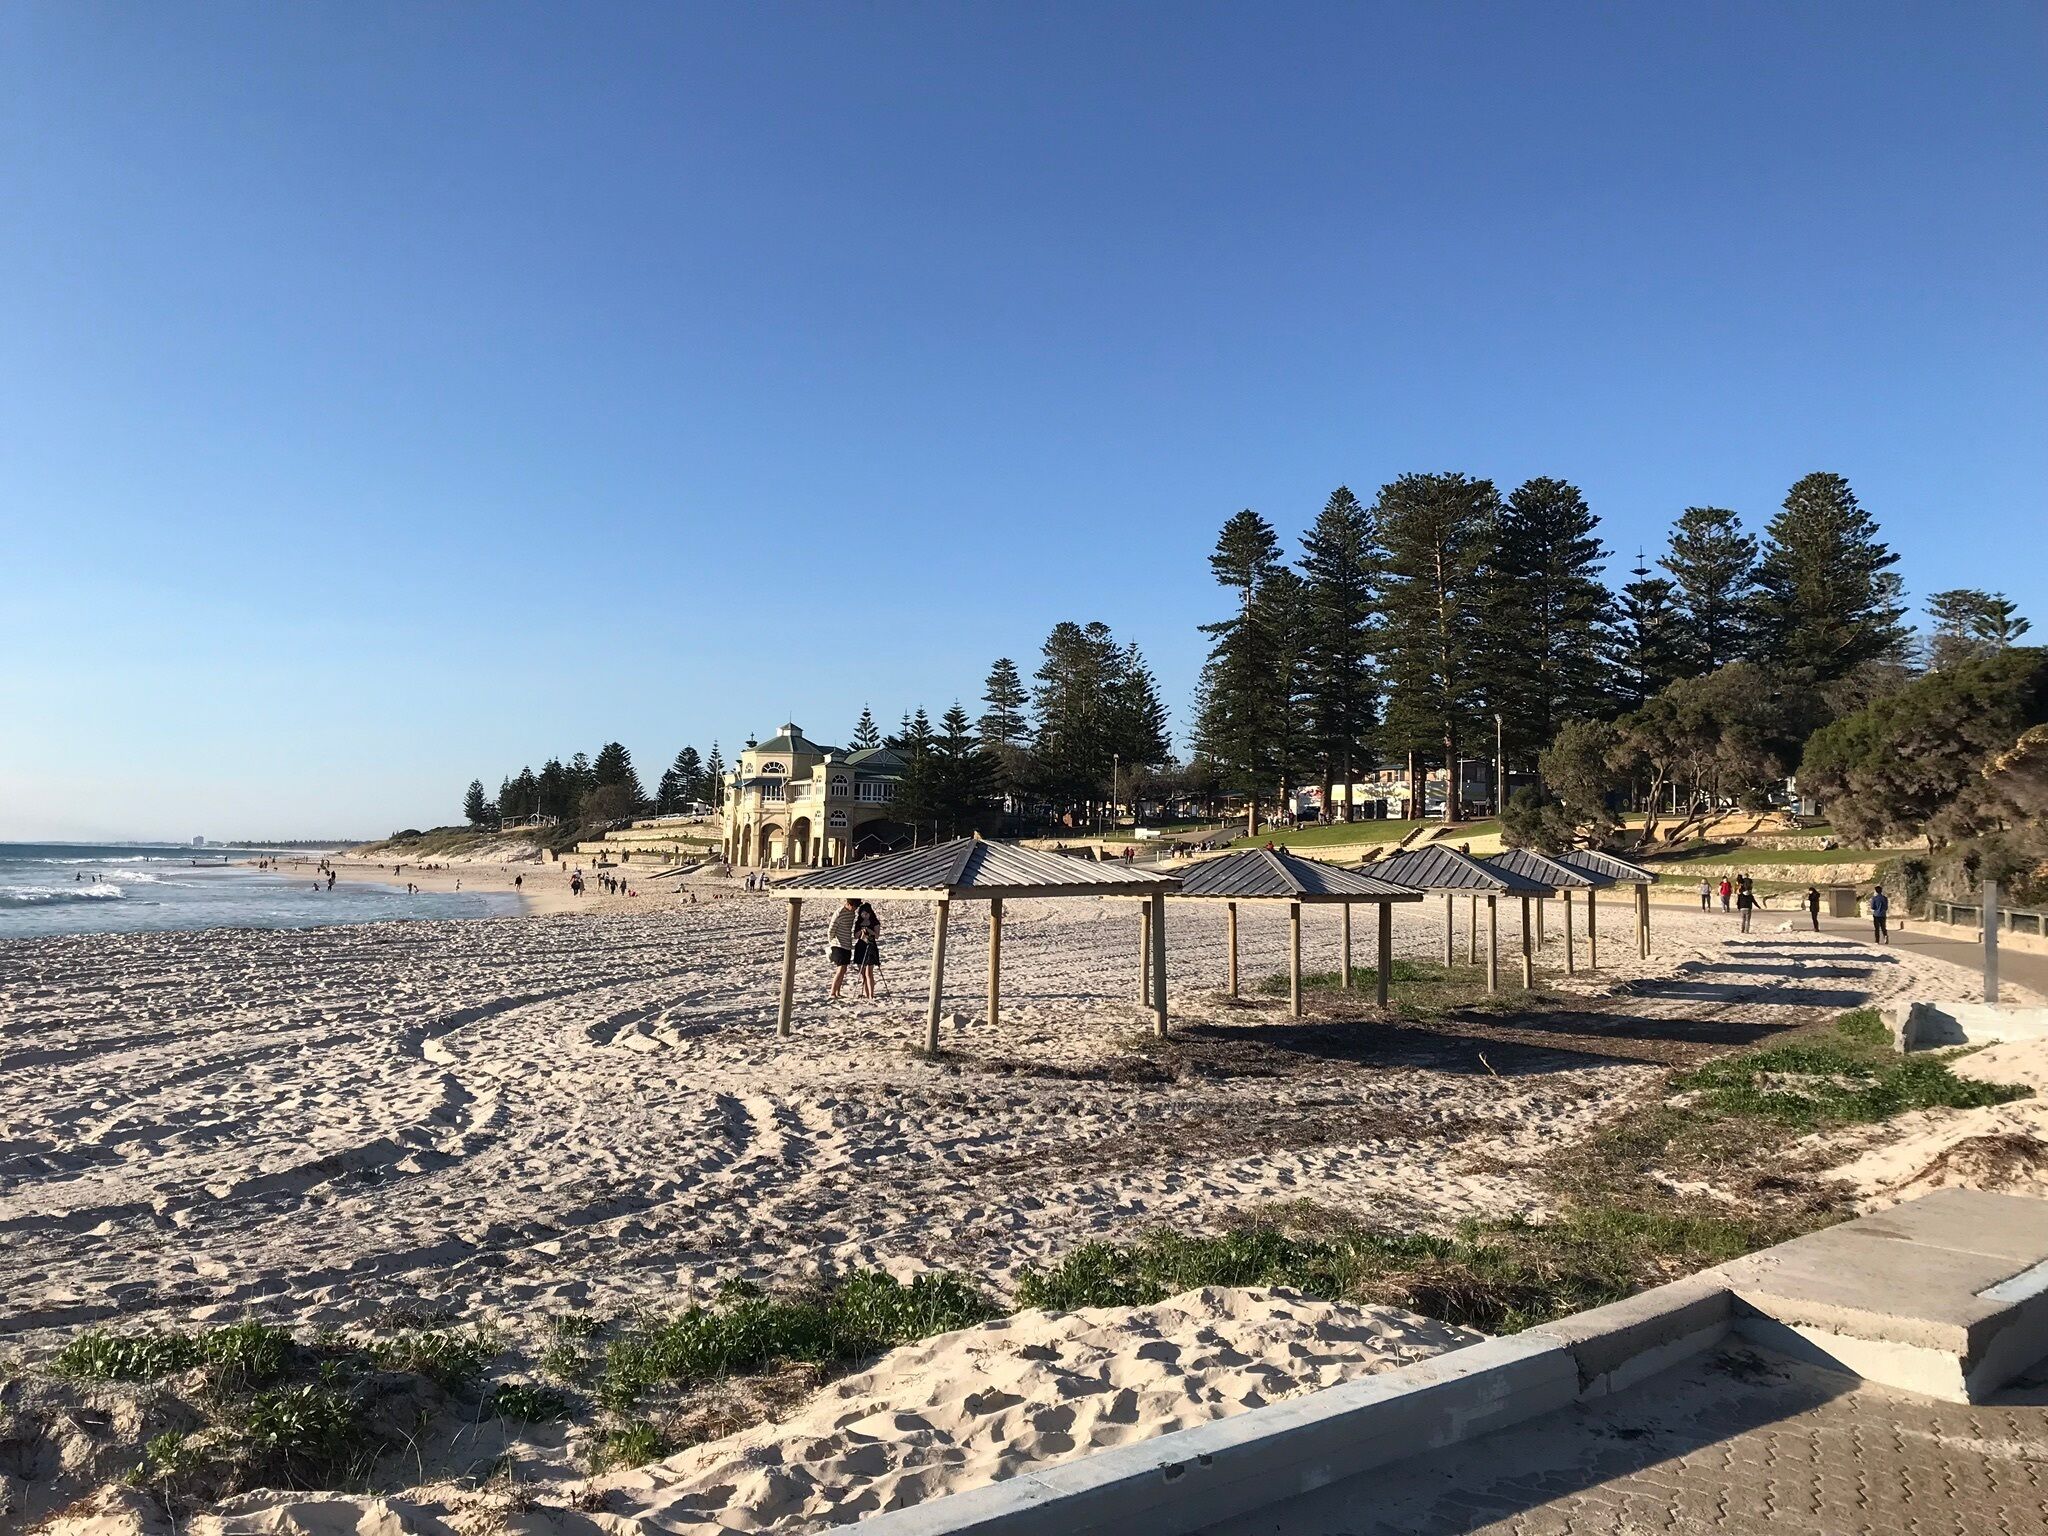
[1229,818,1500,851]
[1254,957,1546,1021]
[1651,843,1891,867]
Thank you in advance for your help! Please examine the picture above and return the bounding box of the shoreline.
[310,850,738,918]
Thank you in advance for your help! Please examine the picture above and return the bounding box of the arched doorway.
[789,817,813,866]
[759,824,786,867]
[737,825,753,866]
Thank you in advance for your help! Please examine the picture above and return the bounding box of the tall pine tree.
[1661,506,1757,673]
[1192,510,1293,831]
[1607,555,1687,710]
[1753,473,1906,682]
[1375,473,1499,822]
[1481,477,1611,778]
[850,707,882,750]
[978,659,1028,746]
[1297,486,1380,821]
[1927,589,2031,671]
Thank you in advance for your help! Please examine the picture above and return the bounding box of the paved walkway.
[1204,1346,2048,1535]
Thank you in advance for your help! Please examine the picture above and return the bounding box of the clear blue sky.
[3,3,2042,840]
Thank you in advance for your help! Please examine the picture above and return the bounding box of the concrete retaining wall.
[854,1279,1731,1535]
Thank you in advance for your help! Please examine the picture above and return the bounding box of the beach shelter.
[1481,848,1599,981]
[771,837,1180,1051]
[1172,849,1424,1016]
[1553,848,1659,960]
[1371,845,1552,993]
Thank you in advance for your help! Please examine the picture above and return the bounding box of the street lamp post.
[1494,714,1505,818]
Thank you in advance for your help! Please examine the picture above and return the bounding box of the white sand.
[0,894,1984,1531]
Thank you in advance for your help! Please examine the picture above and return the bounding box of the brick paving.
[1205,1347,2048,1535]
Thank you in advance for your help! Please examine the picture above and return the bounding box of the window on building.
[760,781,784,803]
[856,780,895,803]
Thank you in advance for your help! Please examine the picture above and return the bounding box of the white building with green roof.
[719,722,911,868]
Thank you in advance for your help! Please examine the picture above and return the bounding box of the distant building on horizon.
[719,722,909,869]
[192,836,206,847]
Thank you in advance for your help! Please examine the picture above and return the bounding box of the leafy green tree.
[931,702,997,835]
[568,753,596,805]
[537,759,569,820]
[706,743,725,806]
[673,746,706,803]
[1032,621,1166,816]
[1607,558,1687,709]
[592,742,645,810]
[1297,486,1380,821]
[1537,718,1625,841]
[978,659,1029,746]
[1660,507,1757,672]
[1375,473,1500,822]
[1752,473,1906,681]
[1612,663,1815,842]
[1927,589,2032,671]
[850,707,882,750]
[462,779,494,827]
[892,708,942,837]
[1192,510,1294,830]
[1482,477,1612,772]
[1798,648,2048,846]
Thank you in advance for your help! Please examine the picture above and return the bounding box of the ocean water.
[0,843,520,941]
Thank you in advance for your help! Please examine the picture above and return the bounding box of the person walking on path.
[827,897,858,1000]
[1718,877,1733,911]
[1805,885,1822,932]
[1698,878,1713,910]
[1736,884,1757,932]
[1870,885,1891,944]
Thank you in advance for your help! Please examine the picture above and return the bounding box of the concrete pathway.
[1204,1345,2048,1535]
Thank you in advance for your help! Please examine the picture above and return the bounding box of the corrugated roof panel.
[1554,848,1656,884]
[1177,848,1420,899]
[1484,847,1597,889]
[1374,845,1552,894]
[773,838,1178,894]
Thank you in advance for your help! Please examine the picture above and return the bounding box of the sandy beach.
[3,883,2017,1532]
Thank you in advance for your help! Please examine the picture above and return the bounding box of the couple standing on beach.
[827,896,884,1000]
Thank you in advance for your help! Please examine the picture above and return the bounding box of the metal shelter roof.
[1174,848,1423,902]
[1483,847,1599,890]
[1373,844,1554,895]
[772,837,1180,900]
[1554,848,1658,885]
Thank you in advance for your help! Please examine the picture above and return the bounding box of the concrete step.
[1716,1186,2048,1401]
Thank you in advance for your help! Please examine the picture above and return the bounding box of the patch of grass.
[1675,1012,2029,1129]
[1014,1203,1767,1335]
[52,1329,203,1383]
[237,1384,369,1485]
[599,1271,997,1411]
[593,1419,672,1471]
[1254,957,1542,1020]
[488,1382,575,1423]
[365,1328,497,1392]
[128,1430,210,1489]
[549,1311,605,1340]
[539,1340,592,1384]
[199,1320,294,1389]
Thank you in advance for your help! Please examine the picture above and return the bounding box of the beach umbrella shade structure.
[1171,849,1423,1016]
[771,837,1180,1051]
[1552,847,1659,961]
[1480,847,1599,982]
[1371,845,1554,994]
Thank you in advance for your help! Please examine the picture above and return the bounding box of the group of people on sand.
[826,896,884,1000]
[1697,874,1890,941]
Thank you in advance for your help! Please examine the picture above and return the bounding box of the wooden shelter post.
[1149,889,1168,1038]
[1289,900,1304,1018]
[1376,900,1392,1008]
[1588,887,1600,969]
[1485,895,1499,993]
[1443,894,1455,965]
[1535,898,1546,947]
[1341,901,1354,988]
[1467,894,1478,965]
[1139,902,1153,1005]
[1637,884,1651,957]
[1562,889,1576,975]
[1518,895,1535,988]
[924,899,950,1054]
[986,897,1003,1030]
[777,897,802,1038]
[1225,902,1239,998]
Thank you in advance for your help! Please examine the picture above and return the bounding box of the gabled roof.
[1175,848,1423,901]
[753,723,834,756]
[1483,847,1597,890]
[845,746,905,771]
[1373,845,1553,894]
[1553,847,1657,885]
[774,837,1180,898]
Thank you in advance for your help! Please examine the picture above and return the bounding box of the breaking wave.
[0,885,129,907]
